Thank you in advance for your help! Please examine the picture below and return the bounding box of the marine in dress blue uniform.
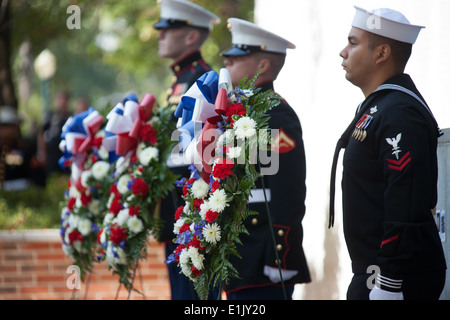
[222,18,311,300]
[153,0,220,300]
[330,7,446,300]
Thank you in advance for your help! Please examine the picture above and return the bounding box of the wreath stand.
[258,167,288,300]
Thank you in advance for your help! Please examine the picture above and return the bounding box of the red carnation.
[212,162,234,180]
[188,235,206,251]
[68,229,84,244]
[110,226,128,245]
[80,192,92,207]
[226,103,247,123]
[174,206,184,220]
[188,235,201,249]
[110,184,121,200]
[210,180,220,193]
[132,178,149,197]
[97,229,103,244]
[193,199,204,212]
[67,197,76,211]
[205,210,219,223]
[192,266,202,277]
[174,244,186,262]
[179,223,190,234]
[183,184,190,197]
[129,206,140,216]
[109,198,122,215]
[140,124,157,145]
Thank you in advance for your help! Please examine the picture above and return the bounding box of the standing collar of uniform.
[257,81,274,92]
[170,50,204,76]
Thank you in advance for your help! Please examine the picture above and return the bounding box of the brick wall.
[0,229,170,300]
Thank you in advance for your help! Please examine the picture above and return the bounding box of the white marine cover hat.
[352,6,425,44]
[222,18,296,56]
[154,0,220,30]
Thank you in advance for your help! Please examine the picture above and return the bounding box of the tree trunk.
[0,0,18,109]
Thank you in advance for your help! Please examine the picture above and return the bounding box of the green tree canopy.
[9,0,254,120]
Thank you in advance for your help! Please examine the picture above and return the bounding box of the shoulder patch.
[272,128,296,154]
[385,133,411,171]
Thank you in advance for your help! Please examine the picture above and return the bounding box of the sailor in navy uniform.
[222,18,311,300]
[153,0,220,300]
[330,6,446,300]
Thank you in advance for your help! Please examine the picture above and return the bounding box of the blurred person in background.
[0,105,46,191]
[42,90,71,175]
[153,0,220,300]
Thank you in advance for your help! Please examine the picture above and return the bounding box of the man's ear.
[257,58,271,75]
[375,44,391,64]
[185,29,200,47]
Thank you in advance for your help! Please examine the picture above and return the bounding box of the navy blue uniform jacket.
[226,83,311,293]
[341,74,446,281]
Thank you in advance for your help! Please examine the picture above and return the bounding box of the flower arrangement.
[165,69,281,300]
[59,107,111,281]
[59,93,177,292]
[96,93,177,291]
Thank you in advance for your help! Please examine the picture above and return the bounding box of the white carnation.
[69,185,80,198]
[179,248,189,265]
[117,174,132,194]
[191,179,209,199]
[173,217,186,234]
[80,170,92,188]
[234,116,257,140]
[227,146,242,159]
[78,218,92,236]
[106,244,127,268]
[188,247,204,271]
[199,201,210,220]
[115,208,130,226]
[67,214,79,229]
[139,146,159,166]
[103,212,115,225]
[91,161,110,180]
[208,189,229,213]
[127,216,144,234]
[98,146,109,160]
[88,199,101,216]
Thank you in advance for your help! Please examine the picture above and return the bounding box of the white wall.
[255,0,450,300]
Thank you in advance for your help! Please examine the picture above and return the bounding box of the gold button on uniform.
[276,244,283,251]
[277,229,284,237]
[251,218,258,225]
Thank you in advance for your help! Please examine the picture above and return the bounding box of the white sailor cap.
[352,6,425,44]
[154,0,220,31]
[221,18,296,57]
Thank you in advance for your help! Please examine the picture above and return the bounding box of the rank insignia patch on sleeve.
[385,133,411,171]
[272,128,296,154]
[386,151,411,171]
